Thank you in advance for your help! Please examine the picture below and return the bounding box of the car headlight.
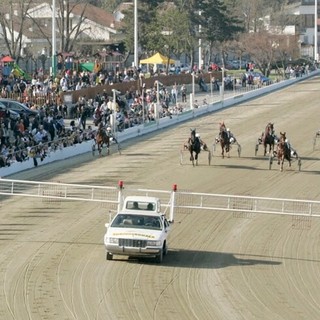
[146,240,162,246]
[106,237,119,244]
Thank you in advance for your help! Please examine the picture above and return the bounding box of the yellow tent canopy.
[140,52,175,65]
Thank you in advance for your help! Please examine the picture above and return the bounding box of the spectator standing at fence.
[79,105,90,130]
[171,84,178,104]
[181,84,187,102]
[48,119,56,141]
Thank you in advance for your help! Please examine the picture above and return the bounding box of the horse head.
[279,131,286,142]
[219,121,226,133]
[190,128,196,141]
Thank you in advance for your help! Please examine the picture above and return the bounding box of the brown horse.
[95,127,110,156]
[261,122,276,156]
[277,131,291,171]
[216,122,230,158]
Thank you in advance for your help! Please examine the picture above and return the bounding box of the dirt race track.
[1,76,320,320]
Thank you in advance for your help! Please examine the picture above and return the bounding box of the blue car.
[250,72,272,84]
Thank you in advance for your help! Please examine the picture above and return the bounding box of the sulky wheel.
[179,150,184,165]
[313,136,317,151]
[255,142,259,156]
[208,151,212,165]
[117,142,122,155]
[268,154,273,170]
[298,158,302,171]
[237,144,242,157]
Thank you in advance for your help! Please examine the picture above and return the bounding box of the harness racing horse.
[184,129,201,166]
[217,124,230,158]
[277,131,291,171]
[95,126,110,156]
[262,122,276,156]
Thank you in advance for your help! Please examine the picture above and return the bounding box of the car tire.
[155,249,163,263]
[163,242,168,256]
[106,252,113,260]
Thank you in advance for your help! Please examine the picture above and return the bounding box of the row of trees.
[0,0,302,76]
[121,0,301,75]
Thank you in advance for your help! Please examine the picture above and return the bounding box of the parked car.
[0,99,39,118]
[0,101,20,121]
[246,72,272,85]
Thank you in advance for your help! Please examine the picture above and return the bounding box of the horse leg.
[98,143,103,156]
[221,146,224,158]
[106,141,110,155]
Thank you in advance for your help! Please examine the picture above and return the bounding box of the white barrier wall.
[1,72,318,177]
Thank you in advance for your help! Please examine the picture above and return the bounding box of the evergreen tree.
[194,0,243,43]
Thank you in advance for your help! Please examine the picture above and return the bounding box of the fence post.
[169,184,177,222]
[117,180,124,212]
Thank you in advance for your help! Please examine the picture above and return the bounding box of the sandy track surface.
[1,77,320,320]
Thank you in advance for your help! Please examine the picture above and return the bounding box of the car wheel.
[155,249,163,263]
[163,242,168,256]
[106,252,113,260]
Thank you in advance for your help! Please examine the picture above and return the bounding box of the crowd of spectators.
[0,65,191,169]
[1,57,312,169]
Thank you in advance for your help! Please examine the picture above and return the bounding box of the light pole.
[191,72,195,109]
[141,86,145,125]
[156,80,160,123]
[134,0,138,68]
[52,0,56,77]
[199,10,202,70]
[315,0,318,62]
[112,89,120,137]
[221,67,225,105]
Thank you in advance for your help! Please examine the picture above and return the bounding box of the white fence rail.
[1,179,320,221]
[174,191,320,217]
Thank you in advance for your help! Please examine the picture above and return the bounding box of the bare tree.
[0,0,33,62]
[239,31,299,76]
[27,0,90,54]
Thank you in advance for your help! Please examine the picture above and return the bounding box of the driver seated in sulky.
[195,133,208,151]
[226,128,236,144]
[285,138,297,157]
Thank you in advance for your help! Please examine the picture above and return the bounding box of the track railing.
[1,179,320,220]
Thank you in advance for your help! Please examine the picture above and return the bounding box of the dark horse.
[216,123,230,158]
[184,129,201,166]
[94,126,110,156]
[277,131,291,171]
[261,122,276,156]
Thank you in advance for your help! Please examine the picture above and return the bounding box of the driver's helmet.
[195,133,200,138]
[227,128,230,132]
[106,127,111,131]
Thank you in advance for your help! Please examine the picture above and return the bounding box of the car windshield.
[111,214,162,230]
